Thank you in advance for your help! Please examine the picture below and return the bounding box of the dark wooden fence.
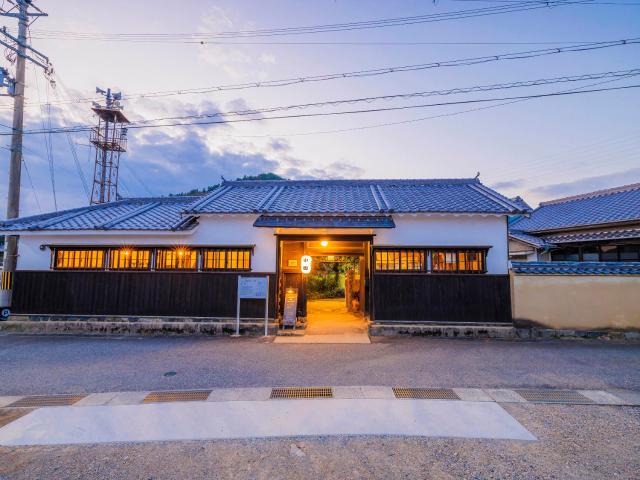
[12,271,276,318]
[372,274,512,323]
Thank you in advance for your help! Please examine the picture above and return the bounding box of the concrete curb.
[1,386,637,409]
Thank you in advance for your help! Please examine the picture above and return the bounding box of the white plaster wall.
[16,215,277,273]
[374,214,509,274]
[15,213,509,274]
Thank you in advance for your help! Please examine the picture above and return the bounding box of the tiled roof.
[0,178,528,233]
[253,215,395,228]
[509,231,553,248]
[510,183,640,233]
[542,227,640,244]
[511,261,640,275]
[0,196,199,232]
[186,178,530,215]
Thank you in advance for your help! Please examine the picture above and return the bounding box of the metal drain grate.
[270,387,333,399]
[143,390,212,403]
[393,388,460,400]
[515,389,593,404]
[8,394,86,408]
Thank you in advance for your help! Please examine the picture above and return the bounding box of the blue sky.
[0,0,639,216]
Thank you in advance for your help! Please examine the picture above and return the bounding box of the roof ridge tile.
[540,182,640,206]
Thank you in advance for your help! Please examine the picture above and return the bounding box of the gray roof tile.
[0,196,199,232]
[511,261,640,275]
[189,178,529,215]
[510,183,640,233]
[1,178,529,233]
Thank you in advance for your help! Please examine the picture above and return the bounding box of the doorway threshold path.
[275,298,370,344]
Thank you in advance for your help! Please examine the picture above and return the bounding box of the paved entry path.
[0,398,535,446]
[275,298,370,344]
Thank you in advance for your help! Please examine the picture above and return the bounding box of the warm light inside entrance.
[321,240,328,247]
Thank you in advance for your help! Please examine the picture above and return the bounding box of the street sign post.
[235,276,270,336]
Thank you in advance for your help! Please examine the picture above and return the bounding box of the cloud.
[526,167,640,200]
[260,53,276,65]
[490,179,525,190]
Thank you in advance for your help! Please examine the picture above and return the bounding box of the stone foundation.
[0,315,278,336]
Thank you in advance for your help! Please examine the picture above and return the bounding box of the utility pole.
[0,0,51,316]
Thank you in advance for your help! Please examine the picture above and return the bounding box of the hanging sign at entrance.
[300,255,312,274]
[283,287,298,327]
[238,276,269,299]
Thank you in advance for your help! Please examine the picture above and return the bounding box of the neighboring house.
[0,178,528,325]
[509,183,640,262]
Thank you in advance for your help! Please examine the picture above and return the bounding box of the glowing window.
[53,249,105,270]
[374,249,425,272]
[109,248,151,270]
[431,249,486,273]
[202,248,251,271]
[155,248,197,270]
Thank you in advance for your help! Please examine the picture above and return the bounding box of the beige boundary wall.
[511,273,640,330]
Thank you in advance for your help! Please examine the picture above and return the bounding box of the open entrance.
[277,236,370,336]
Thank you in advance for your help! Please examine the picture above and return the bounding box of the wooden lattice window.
[202,248,251,271]
[155,248,197,270]
[53,249,105,270]
[431,249,486,273]
[374,249,425,272]
[109,248,151,270]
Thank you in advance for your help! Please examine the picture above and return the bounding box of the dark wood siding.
[372,274,511,323]
[12,271,276,318]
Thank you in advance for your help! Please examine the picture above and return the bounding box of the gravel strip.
[0,404,637,479]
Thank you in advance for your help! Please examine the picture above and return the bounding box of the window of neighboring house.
[202,248,251,271]
[431,249,486,273]
[581,245,599,261]
[374,249,425,272]
[109,248,151,270]
[619,244,640,261]
[599,245,619,261]
[551,247,579,261]
[53,248,106,270]
[155,248,197,270]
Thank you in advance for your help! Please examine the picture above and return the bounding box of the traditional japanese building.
[0,178,529,330]
[509,183,640,262]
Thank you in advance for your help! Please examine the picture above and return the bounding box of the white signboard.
[235,276,270,337]
[301,255,312,274]
[238,277,269,299]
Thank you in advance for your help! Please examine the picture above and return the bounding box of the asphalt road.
[1,333,639,395]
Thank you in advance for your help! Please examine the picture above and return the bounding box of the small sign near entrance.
[283,287,298,328]
[235,276,270,337]
[301,255,312,274]
[238,276,269,299]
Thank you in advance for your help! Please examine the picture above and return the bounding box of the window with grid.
[109,248,151,270]
[374,249,425,272]
[202,248,251,271]
[53,249,105,270]
[155,248,197,270]
[431,249,486,273]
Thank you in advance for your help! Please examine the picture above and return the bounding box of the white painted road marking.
[0,399,535,446]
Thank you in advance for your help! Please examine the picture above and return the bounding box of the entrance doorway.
[277,237,370,336]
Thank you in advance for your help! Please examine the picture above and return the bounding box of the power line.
[123,72,640,139]
[20,1,589,41]
[130,68,640,125]
[21,157,41,213]
[5,36,639,109]
[9,83,640,136]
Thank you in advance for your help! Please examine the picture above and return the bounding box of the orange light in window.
[320,240,328,247]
